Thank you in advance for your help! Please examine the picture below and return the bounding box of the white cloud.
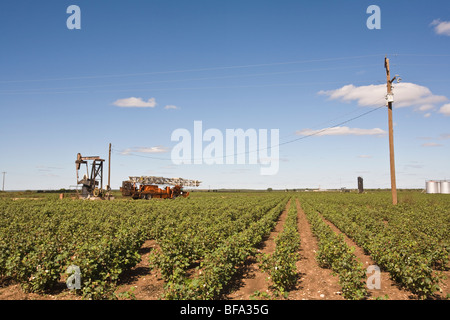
[358,155,373,159]
[113,97,157,108]
[121,145,169,155]
[318,82,448,112]
[421,142,443,147]
[164,105,179,110]
[430,19,450,36]
[319,84,384,106]
[418,104,434,111]
[296,126,386,137]
[438,103,450,116]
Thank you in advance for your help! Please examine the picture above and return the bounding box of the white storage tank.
[426,180,440,194]
[440,181,450,194]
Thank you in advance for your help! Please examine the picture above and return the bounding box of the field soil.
[114,240,165,299]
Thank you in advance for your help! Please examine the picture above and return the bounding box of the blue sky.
[1,0,449,190]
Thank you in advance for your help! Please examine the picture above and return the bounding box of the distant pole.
[384,56,398,205]
[2,172,6,192]
[358,176,364,194]
[108,143,111,200]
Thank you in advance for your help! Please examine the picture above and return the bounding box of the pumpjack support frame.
[75,153,105,198]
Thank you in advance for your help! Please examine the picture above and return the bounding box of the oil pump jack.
[75,144,112,199]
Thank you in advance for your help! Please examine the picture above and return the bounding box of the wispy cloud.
[113,97,157,108]
[164,105,179,110]
[121,146,170,155]
[430,19,450,36]
[159,165,177,170]
[318,82,448,113]
[36,165,63,171]
[221,168,253,175]
[404,164,424,169]
[39,173,60,178]
[421,142,443,147]
[417,134,450,146]
[258,157,288,164]
[296,126,386,137]
[358,155,372,159]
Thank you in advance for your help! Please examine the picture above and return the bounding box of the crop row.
[300,199,368,300]
[259,198,300,294]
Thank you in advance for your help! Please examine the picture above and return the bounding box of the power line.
[0,64,380,94]
[0,53,450,84]
[0,80,361,95]
[0,54,385,84]
[277,105,386,148]
[278,96,385,142]
[113,103,386,162]
[2,53,447,85]
[389,53,450,57]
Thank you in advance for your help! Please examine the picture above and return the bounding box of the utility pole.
[108,143,111,200]
[384,56,398,205]
[2,172,6,192]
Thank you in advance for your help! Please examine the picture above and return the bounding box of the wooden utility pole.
[384,56,398,205]
[108,143,111,200]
